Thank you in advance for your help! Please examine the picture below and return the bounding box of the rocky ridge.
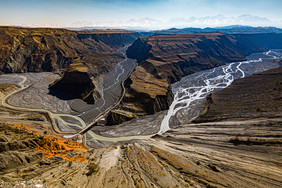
[0,67,281,187]
[112,33,282,122]
[49,60,100,104]
[0,26,140,103]
[0,26,139,74]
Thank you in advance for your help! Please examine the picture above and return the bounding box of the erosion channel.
[0,49,282,147]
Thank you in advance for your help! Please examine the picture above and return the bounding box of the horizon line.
[1,24,282,31]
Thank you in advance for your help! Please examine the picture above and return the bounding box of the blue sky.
[0,0,281,29]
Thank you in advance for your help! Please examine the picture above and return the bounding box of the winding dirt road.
[1,50,281,145]
[0,61,153,144]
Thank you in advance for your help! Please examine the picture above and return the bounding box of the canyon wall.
[113,33,282,120]
[233,33,282,52]
[2,27,282,122]
[0,26,140,103]
[0,26,139,74]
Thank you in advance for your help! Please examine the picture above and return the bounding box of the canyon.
[0,26,281,187]
[0,65,281,188]
[113,33,282,121]
[0,26,139,74]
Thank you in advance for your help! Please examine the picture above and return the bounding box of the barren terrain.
[0,27,281,187]
[0,62,281,188]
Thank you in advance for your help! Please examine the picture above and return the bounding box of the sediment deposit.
[114,33,282,121]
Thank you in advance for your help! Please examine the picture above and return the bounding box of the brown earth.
[0,26,139,103]
[0,29,281,187]
[0,26,139,74]
[114,33,282,119]
[1,64,281,188]
[117,33,243,117]
[0,83,17,92]
[49,59,100,104]
[195,66,282,122]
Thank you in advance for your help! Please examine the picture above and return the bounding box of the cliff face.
[1,81,281,188]
[0,26,139,74]
[233,33,282,53]
[49,60,98,104]
[119,33,282,117]
[0,26,140,104]
[115,34,243,116]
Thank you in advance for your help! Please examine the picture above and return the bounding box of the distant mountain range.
[67,25,282,36]
[155,25,282,34]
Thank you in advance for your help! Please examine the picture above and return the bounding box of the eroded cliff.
[0,26,139,74]
[49,60,98,104]
[0,26,140,104]
[114,33,282,119]
[0,52,281,188]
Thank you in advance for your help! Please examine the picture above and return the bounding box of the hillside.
[0,26,139,74]
[0,26,140,103]
[156,25,282,34]
[110,33,282,122]
[0,67,281,188]
[195,66,282,122]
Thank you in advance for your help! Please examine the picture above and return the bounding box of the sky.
[0,0,282,30]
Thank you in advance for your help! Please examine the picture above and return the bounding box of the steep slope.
[0,26,140,104]
[49,60,99,104]
[195,66,282,122]
[113,33,282,119]
[124,33,246,116]
[233,33,282,52]
[0,65,281,188]
[127,33,253,81]
[0,26,139,74]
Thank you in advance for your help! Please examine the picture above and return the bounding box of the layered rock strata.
[195,66,282,122]
[0,26,139,74]
[115,33,282,120]
[0,66,281,188]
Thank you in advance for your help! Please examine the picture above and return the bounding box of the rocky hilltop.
[0,26,139,74]
[112,33,282,121]
[122,33,246,116]
[1,27,282,123]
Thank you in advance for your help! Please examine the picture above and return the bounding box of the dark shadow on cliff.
[48,88,77,101]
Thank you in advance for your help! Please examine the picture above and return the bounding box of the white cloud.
[71,21,94,27]
[6,14,282,30]
[69,17,165,30]
[168,14,278,28]
[70,15,282,30]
